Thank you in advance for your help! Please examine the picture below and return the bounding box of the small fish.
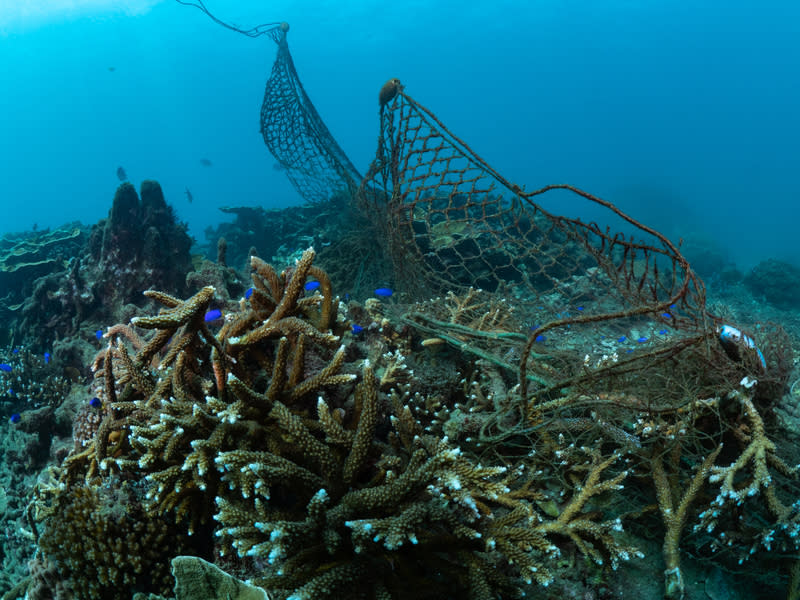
[374,287,393,297]
[89,397,102,408]
[185,187,193,203]
[718,324,767,371]
[204,309,223,322]
[662,313,672,319]
[10,413,21,424]
[304,281,321,291]
[576,306,584,311]
[658,329,668,335]
[200,158,213,167]
[0,363,11,372]
[7,389,14,396]
[95,330,103,340]
[116,166,127,181]
[351,324,364,334]
[12,348,18,354]
[44,352,51,364]
[535,335,546,342]
[617,336,627,343]
[245,287,254,299]
[637,337,648,343]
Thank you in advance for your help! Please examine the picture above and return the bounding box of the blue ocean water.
[1,0,798,269]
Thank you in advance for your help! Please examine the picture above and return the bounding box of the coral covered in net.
[25,249,646,599]
[7,42,800,598]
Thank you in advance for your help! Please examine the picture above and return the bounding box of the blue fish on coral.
[351,324,364,334]
[374,287,393,297]
[0,364,11,372]
[95,329,103,340]
[89,397,102,408]
[44,352,50,364]
[245,287,254,299]
[9,413,20,424]
[204,309,223,322]
[304,281,321,291]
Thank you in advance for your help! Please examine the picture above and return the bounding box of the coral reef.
[19,250,647,600]
[10,181,192,363]
[1,233,797,600]
[205,193,391,298]
[0,196,795,600]
[0,225,87,346]
[744,259,800,310]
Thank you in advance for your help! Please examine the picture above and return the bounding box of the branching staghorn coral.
[35,244,800,599]
[214,354,644,599]
[690,382,800,570]
[652,441,722,600]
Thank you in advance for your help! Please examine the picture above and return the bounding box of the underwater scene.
[2,1,800,599]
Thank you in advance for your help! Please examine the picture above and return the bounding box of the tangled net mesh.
[260,24,362,204]
[361,87,725,403]
[257,28,792,419]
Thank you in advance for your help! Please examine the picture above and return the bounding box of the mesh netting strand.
[260,27,362,203]
[358,89,714,398]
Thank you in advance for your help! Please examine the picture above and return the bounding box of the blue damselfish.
[204,309,223,322]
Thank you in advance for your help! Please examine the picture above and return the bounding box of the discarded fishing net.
[356,82,744,406]
[253,17,789,426]
[260,25,362,203]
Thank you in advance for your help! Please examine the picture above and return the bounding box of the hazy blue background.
[1,0,798,268]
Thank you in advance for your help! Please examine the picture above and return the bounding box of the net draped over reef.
[260,27,721,404]
[233,28,800,597]
[13,17,799,600]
